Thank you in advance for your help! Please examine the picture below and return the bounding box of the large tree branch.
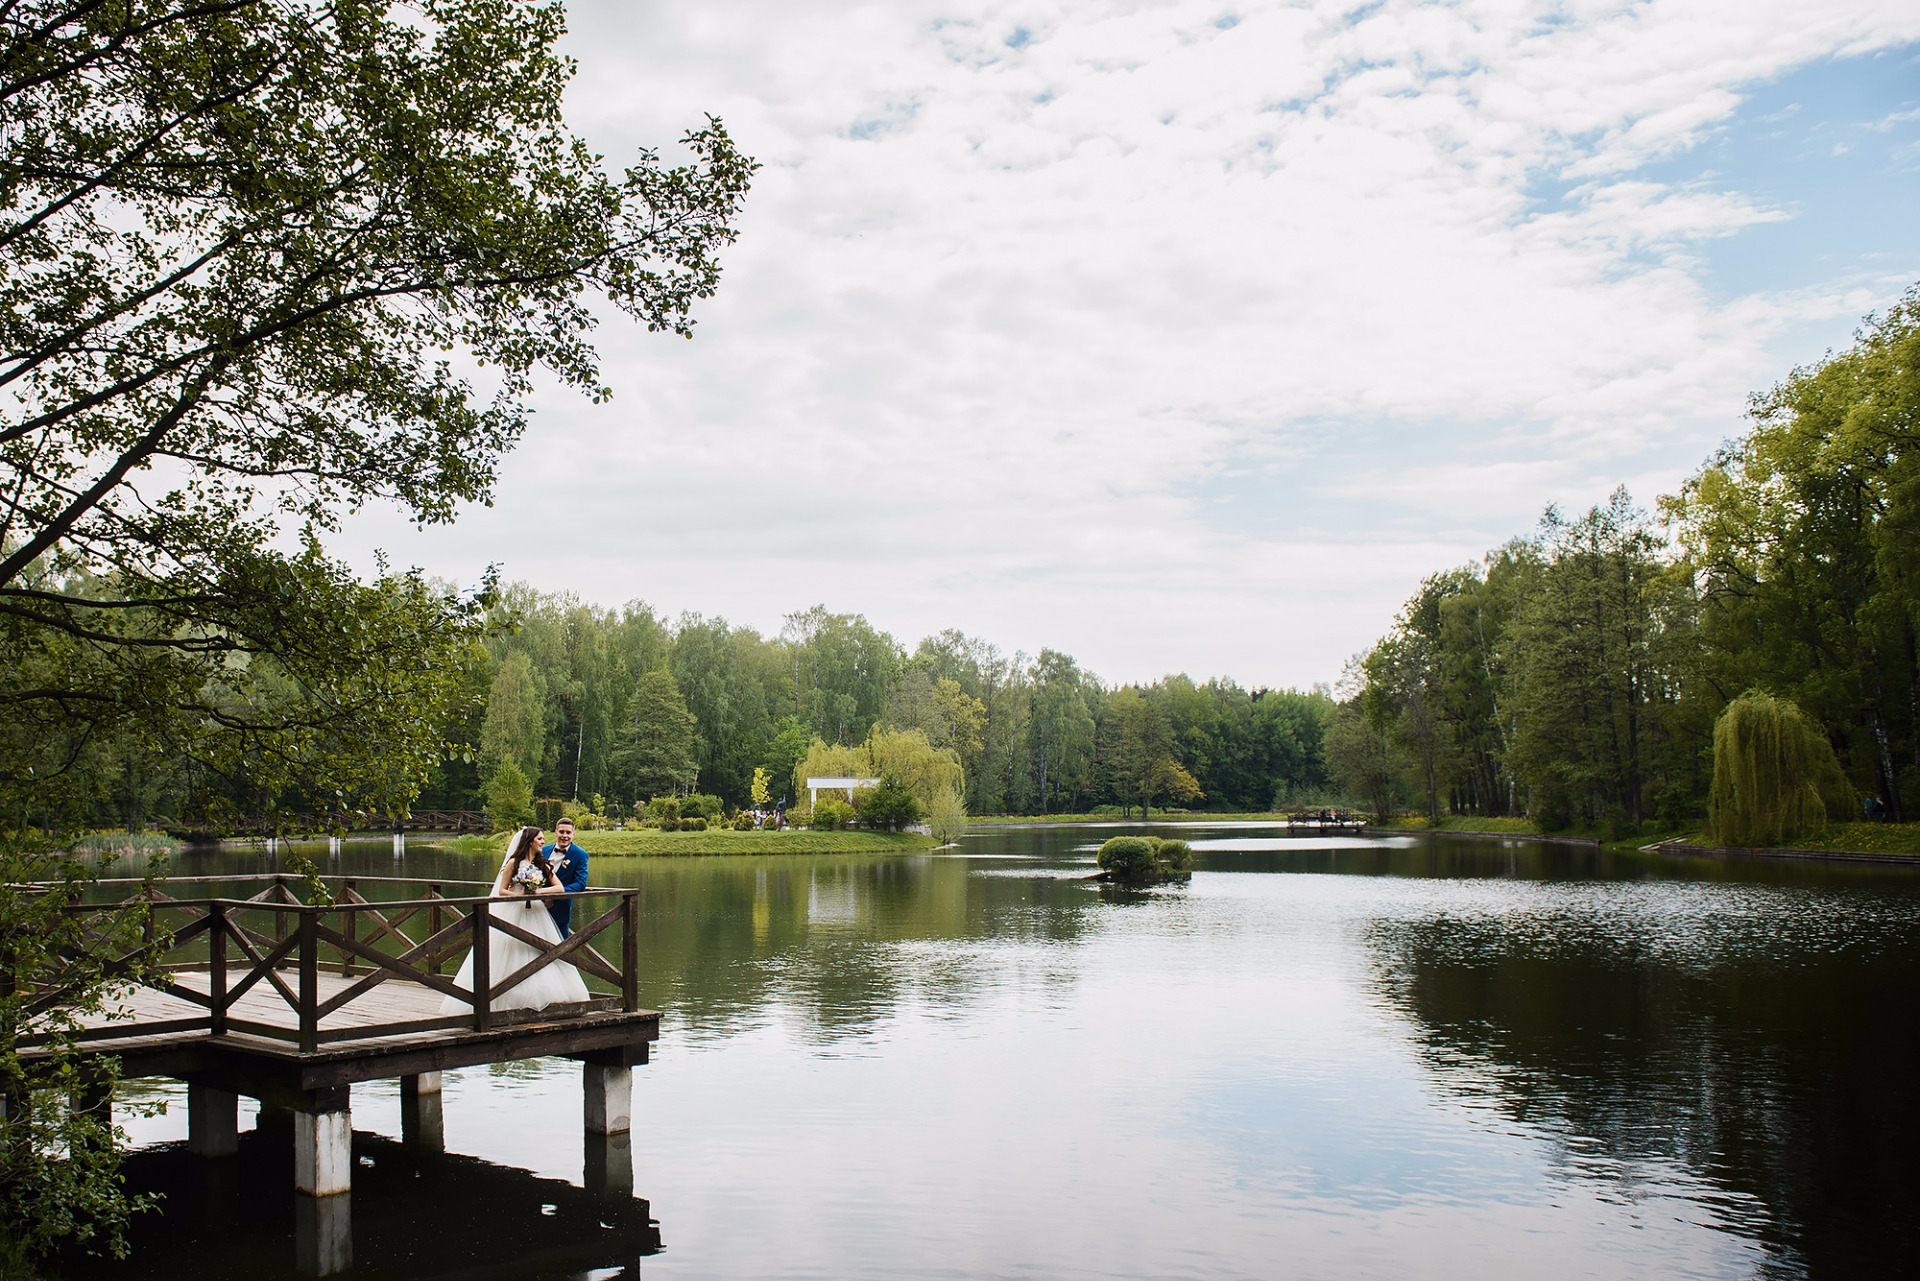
[0,350,229,588]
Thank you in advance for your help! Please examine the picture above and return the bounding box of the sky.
[339,0,1920,689]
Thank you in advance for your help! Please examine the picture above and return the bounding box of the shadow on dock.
[64,1126,662,1280]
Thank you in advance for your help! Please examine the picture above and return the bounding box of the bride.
[439,825,591,1014]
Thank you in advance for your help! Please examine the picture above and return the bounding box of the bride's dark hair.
[508,825,553,879]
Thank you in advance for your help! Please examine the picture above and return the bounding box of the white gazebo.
[806,776,879,806]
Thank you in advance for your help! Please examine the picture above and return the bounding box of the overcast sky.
[340,0,1920,689]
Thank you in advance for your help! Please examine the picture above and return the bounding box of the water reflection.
[85,826,1920,1279]
[75,1128,659,1280]
[1367,876,1920,1277]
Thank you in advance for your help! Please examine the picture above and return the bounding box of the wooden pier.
[1280,811,1368,834]
[21,875,658,1277]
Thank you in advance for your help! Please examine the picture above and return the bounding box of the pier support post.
[293,1087,352,1197]
[187,1083,238,1158]
[399,1072,443,1151]
[583,1130,633,1199]
[583,1063,631,1135]
[294,1192,352,1277]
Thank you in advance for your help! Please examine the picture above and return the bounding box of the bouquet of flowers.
[509,863,545,895]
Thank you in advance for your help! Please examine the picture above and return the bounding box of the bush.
[859,776,922,831]
[1096,836,1159,879]
[1096,835,1192,881]
[786,803,811,828]
[659,798,681,831]
[730,812,754,830]
[1154,838,1193,871]
[811,798,855,830]
[679,793,724,820]
[533,797,564,830]
[681,816,707,832]
[1531,783,1573,833]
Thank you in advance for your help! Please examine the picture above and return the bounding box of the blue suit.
[543,840,589,935]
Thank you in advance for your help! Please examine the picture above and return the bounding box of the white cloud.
[340,0,1920,686]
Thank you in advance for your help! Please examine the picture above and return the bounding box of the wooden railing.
[21,875,643,1052]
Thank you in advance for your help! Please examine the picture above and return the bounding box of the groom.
[543,816,590,936]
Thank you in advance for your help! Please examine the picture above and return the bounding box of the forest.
[414,598,1335,821]
[1329,287,1920,836]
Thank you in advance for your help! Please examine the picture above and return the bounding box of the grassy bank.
[1668,821,1920,857]
[441,829,940,858]
[968,811,1293,825]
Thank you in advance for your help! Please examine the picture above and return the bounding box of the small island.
[1091,835,1194,885]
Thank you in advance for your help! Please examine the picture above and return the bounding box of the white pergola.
[806,776,878,806]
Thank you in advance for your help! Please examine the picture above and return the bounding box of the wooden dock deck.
[22,874,661,1277]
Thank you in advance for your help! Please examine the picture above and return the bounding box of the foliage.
[857,776,922,832]
[575,828,937,856]
[0,0,752,835]
[483,761,534,830]
[430,591,1333,821]
[927,787,969,844]
[1,846,164,1263]
[793,728,964,815]
[534,798,565,831]
[1325,702,1402,823]
[609,669,701,805]
[810,798,856,831]
[1094,835,1191,882]
[1707,692,1854,847]
[751,767,772,808]
[678,794,726,821]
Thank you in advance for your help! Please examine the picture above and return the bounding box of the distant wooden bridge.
[166,810,493,840]
[19,874,656,1276]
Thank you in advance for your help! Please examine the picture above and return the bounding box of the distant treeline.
[1332,287,1920,835]
[419,597,1335,818]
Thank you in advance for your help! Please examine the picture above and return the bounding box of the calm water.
[80,825,1920,1279]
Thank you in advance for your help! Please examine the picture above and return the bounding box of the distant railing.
[19,875,641,1052]
[166,811,492,839]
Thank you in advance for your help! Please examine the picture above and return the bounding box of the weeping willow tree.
[1707,692,1854,847]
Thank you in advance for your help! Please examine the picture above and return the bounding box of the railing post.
[341,879,356,978]
[427,884,442,975]
[621,891,639,1013]
[471,900,491,1033]
[298,907,318,1053]
[209,903,227,1036]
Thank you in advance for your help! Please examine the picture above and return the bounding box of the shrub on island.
[1095,835,1193,884]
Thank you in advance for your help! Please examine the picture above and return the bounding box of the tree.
[1023,650,1096,812]
[1325,702,1401,823]
[1707,692,1854,846]
[0,846,162,1263]
[480,650,548,788]
[610,669,700,802]
[0,0,752,832]
[484,758,534,829]
[927,786,968,844]
[750,766,772,808]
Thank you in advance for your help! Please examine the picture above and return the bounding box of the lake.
[80,823,1920,1279]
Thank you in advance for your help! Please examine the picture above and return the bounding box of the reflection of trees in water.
[1370,902,1920,1277]
[617,856,1094,1042]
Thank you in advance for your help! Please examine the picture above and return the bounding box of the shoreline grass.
[968,811,1301,826]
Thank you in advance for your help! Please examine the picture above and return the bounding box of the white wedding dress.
[439,851,591,1014]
